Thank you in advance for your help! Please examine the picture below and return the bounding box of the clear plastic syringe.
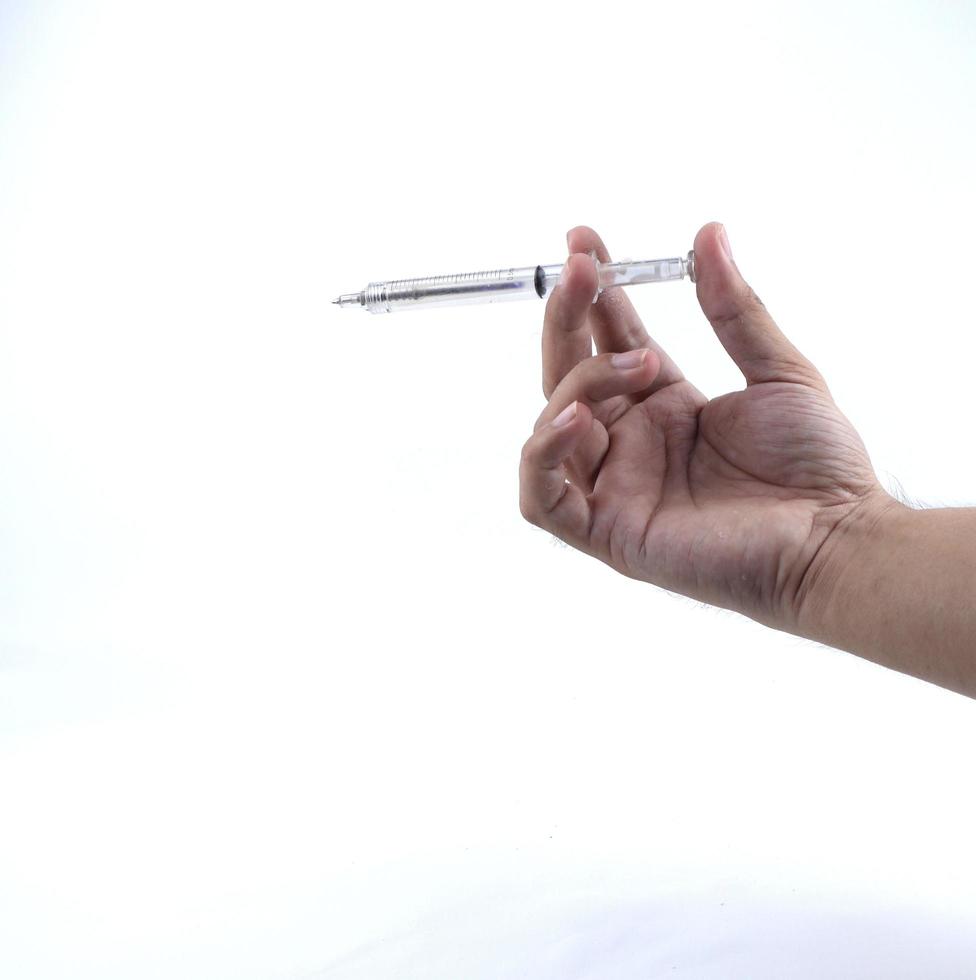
[332,249,696,314]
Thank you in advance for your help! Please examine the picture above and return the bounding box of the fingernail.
[611,349,647,370]
[551,401,578,428]
[718,224,733,262]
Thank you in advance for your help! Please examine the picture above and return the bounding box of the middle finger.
[567,225,685,390]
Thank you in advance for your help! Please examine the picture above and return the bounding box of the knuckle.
[744,286,767,314]
[766,351,825,389]
[711,285,768,329]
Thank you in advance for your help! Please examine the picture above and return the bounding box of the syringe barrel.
[363,266,541,314]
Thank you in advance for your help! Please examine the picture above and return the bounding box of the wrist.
[793,494,976,697]
[793,488,909,647]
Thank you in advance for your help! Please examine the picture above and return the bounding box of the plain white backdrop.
[2,1,976,977]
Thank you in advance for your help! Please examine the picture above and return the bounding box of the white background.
[2,1,976,977]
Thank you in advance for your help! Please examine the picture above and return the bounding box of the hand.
[519,223,891,634]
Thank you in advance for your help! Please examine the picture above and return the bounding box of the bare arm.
[799,498,976,697]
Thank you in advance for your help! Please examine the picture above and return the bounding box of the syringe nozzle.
[333,292,364,308]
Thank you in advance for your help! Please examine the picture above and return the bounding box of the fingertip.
[574,397,592,425]
[605,348,661,393]
[550,399,580,429]
[532,401,588,469]
[566,225,611,262]
[644,347,662,381]
[566,225,594,250]
[692,221,749,320]
[552,397,593,429]
[560,251,599,298]
[693,222,730,267]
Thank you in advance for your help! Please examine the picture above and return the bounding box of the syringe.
[333,249,696,314]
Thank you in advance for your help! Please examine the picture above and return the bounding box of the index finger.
[541,251,599,400]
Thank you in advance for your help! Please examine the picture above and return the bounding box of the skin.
[519,223,976,699]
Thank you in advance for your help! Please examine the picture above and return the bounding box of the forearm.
[798,497,976,698]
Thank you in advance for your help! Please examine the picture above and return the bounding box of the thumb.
[694,222,825,389]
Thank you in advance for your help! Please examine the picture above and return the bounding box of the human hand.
[519,222,892,635]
